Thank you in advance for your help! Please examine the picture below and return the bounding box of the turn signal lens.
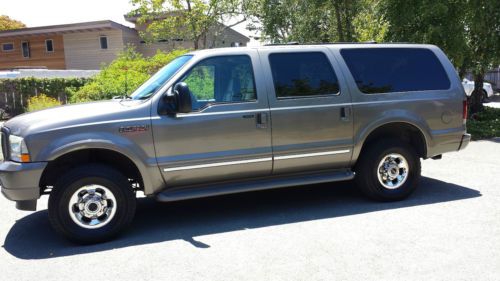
[20,154,31,163]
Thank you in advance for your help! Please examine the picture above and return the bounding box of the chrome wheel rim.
[377,153,409,189]
[68,185,117,229]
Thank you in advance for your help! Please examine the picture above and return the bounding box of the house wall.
[0,35,66,69]
[122,28,141,47]
[210,26,250,48]
[63,29,125,70]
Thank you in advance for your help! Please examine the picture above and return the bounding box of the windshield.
[130,55,192,100]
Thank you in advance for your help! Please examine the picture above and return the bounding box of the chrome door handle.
[340,107,351,121]
[256,113,268,129]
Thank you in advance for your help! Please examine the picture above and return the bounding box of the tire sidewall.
[48,166,136,243]
[369,143,419,200]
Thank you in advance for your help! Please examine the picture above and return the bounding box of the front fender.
[33,132,163,195]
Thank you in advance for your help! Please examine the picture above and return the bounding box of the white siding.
[63,29,125,70]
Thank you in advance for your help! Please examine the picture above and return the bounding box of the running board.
[156,170,355,202]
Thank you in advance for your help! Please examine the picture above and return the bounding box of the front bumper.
[0,161,47,210]
[458,133,471,151]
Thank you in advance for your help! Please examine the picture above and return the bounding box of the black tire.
[354,139,421,201]
[48,164,136,244]
[482,90,488,103]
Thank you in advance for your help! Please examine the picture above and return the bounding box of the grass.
[467,107,500,140]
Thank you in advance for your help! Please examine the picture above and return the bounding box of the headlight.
[9,135,30,162]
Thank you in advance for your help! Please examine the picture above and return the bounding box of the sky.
[0,0,259,45]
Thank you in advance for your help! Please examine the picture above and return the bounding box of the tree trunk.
[343,0,353,41]
[458,64,467,80]
[333,0,344,42]
[469,73,484,115]
[186,0,199,50]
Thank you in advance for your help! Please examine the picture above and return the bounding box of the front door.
[152,51,272,187]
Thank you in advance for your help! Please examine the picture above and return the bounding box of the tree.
[462,0,500,114]
[129,0,247,49]
[0,15,26,31]
[352,0,388,42]
[244,0,384,44]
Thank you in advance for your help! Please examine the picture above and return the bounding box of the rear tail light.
[463,100,468,122]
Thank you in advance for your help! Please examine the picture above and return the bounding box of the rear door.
[152,51,272,187]
[259,47,354,174]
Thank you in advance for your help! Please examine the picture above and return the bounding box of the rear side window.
[269,52,340,98]
[340,48,450,94]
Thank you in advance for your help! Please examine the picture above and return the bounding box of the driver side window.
[181,55,257,111]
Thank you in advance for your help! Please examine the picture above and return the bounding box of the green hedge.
[0,77,89,116]
[468,107,500,140]
[72,47,189,102]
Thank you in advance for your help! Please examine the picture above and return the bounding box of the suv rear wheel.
[355,140,421,201]
[48,164,136,244]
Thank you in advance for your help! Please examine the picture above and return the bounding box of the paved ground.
[0,141,499,280]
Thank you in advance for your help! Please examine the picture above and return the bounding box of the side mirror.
[173,82,192,113]
[160,82,192,115]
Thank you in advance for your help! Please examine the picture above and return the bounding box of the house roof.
[124,13,250,42]
[0,20,135,38]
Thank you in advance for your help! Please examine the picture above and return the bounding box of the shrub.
[467,107,500,140]
[0,77,89,115]
[27,94,62,112]
[72,47,189,102]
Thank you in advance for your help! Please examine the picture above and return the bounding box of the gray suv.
[0,44,471,243]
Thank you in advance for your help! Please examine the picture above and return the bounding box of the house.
[0,19,250,70]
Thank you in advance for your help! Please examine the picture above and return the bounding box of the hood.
[4,99,146,136]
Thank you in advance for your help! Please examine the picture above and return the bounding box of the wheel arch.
[352,120,429,166]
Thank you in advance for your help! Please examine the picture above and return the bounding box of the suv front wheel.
[355,140,421,201]
[48,164,136,244]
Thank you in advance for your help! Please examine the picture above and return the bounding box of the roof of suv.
[188,43,438,56]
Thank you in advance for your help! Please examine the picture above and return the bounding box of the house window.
[21,41,30,58]
[45,39,54,52]
[2,43,14,52]
[100,36,108,49]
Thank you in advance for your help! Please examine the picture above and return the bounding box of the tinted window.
[341,48,450,94]
[181,55,257,111]
[269,52,339,98]
[45,39,54,52]
[2,43,14,52]
[100,36,108,49]
[21,42,30,58]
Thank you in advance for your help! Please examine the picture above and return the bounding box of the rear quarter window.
[340,48,450,94]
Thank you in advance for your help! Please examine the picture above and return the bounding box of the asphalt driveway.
[0,140,499,280]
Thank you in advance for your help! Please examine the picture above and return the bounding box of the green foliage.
[0,77,88,115]
[183,65,215,100]
[72,47,189,102]
[467,107,500,140]
[245,0,381,43]
[0,15,26,31]
[353,0,388,42]
[26,94,62,112]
